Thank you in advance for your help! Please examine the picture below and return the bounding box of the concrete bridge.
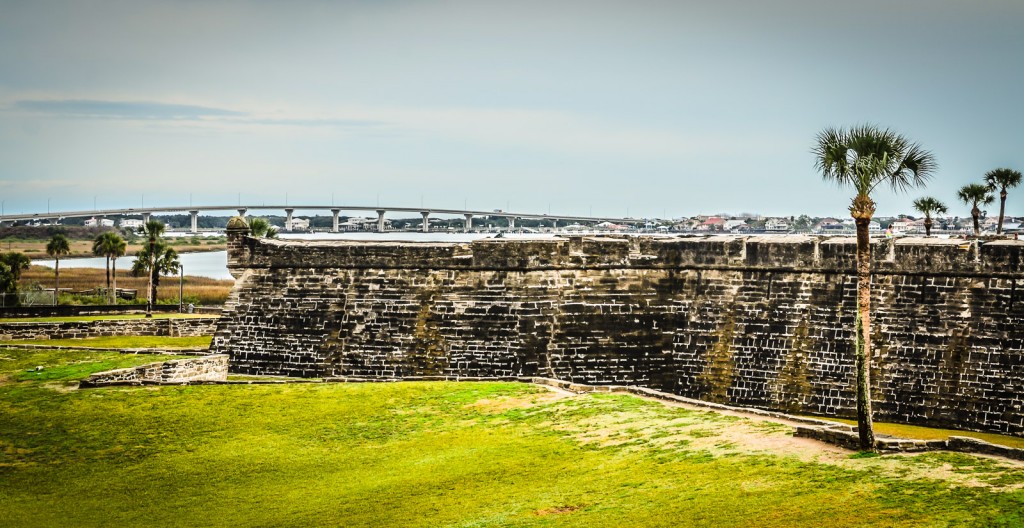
[0,204,645,234]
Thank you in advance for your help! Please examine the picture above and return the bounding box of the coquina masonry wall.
[212,227,1024,436]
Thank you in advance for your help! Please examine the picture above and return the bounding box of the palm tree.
[248,217,278,238]
[46,234,71,305]
[813,124,936,451]
[103,234,127,304]
[957,184,994,237]
[0,252,31,281]
[912,197,948,237]
[137,220,165,317]
[92,231,123,291]
[983,168,1022,235]
[132,236,180,310]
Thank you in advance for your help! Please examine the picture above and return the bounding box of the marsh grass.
[3,238,226,259]
[18,266,233,305]
[1,348,1024,527]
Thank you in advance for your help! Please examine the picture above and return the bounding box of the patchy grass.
[2,348,184,385]
[2,335,212,349]
[1,350,1023,526]
[0,313,215,323]
[809,416,1024,450]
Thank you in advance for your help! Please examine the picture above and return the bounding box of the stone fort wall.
[212,232,1024,436]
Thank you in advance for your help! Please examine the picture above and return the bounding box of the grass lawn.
[2,335,212,349]
[1,348,1023,527]
[0,313,215,323]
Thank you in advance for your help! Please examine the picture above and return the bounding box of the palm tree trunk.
[54,259,60,306]
[110,258,117,305]
[854,218,876,451]
[150,266,159,310]
[972,207,981,237]
[998,190,1007,235]
[105,256,110,290]
[146,246,154,318]
[924,217,932,237]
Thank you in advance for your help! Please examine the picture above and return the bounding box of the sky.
[1,0,1022,220]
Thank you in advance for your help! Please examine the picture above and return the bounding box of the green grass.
[2,335,212,349]
[0,313,215,323]
[1,349,1023,526]
[810,416,1024,450]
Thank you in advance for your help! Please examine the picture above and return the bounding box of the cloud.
[13,99,243,120]
[9,98,390,129]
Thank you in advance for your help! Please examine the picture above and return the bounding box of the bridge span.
[0,204,645,234]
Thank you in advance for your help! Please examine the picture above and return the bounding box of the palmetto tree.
[983,168,1022,235]
[99,233,127,303]
[92,231,124,291]
[46,234,71,305]
[248,217,278,238]
[137,220,165,317]
[132,236,180,310]
[912,197,948,237]
[957,184,994,237]
[813,124,936,451]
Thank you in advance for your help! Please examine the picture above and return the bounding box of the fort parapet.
[213,225,1024,437]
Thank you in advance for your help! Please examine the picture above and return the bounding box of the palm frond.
[984,168,1023,191]
[815,124,935,198]
[957,183,994,206]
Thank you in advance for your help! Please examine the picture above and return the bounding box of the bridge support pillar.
[285,208,294,232]
[464,213,473,232]
[420,211,430,233]
[189,210,199,234]
[331,209,341,233]
[237,208,247,217]
[508,217,515,231]
[376,210,387,232]
[142,212,151,223]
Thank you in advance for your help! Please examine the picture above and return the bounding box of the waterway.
[31,232,561,280]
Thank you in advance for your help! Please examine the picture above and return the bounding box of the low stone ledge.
[79,354,228,388]
[794,426,1024,459]
[525,377,841,427]
[0,317,219,341]
[948,436,1024,462]
[0,343,210,355]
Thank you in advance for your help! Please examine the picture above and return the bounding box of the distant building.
[764,218,789,232]
[723,219,747,231]
[699,217,725,231]
[287,217,310,231]
[890,219,916,235]
[120,218,144,230]
[84,217,114,228]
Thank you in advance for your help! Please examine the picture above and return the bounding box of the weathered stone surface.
[0,317,218,341]
[212,235,1024,436]
[79,354,228,387]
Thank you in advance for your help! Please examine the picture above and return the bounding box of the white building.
[84,217,114,228]
[723,219,748,231]
[764,218,790,232]
[287,217,310,231]
[890,219,916,235]
[120,218,144,230]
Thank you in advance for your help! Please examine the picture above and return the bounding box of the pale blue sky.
[1,0,1022,219]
